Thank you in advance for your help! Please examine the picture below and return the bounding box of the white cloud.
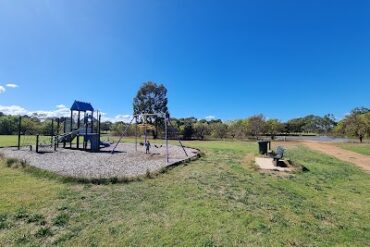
[101,112,133,123]
[56,104,67,109]
[0,104,132,123]
[0,86,5,94]
[0,105,27,115]
[0,104,69,119]
[205,115,217,121]
[30,105,70,119]
[6,83,18,88]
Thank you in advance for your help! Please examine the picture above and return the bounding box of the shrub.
[15,208,29,220]
[35,227,53,238]
[52,213,69,226]
[6,158,18,167]
[27,214,45,224]
[0,213,10,229]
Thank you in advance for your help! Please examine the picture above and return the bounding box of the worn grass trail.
[337,143,370,157]
[0,140,369,246]
[303,142,370,171]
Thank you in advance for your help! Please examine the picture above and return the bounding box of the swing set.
[111,112,188,165]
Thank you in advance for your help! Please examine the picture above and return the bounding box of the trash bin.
[258,141,270,155]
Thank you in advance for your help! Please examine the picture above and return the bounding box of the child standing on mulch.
[145,140,151,154]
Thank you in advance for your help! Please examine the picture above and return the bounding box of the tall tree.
[211,122,228,139]
[335,108,370,142]
[321,114,337,134]
[228,120,247,139]
[133,82,169,138]
[266,119,284,139]
[193,122,210,140]
[246,114,266,139]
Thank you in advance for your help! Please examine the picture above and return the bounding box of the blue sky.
[0,0,369,122]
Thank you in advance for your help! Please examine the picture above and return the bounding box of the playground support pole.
[56,118,60,148]
[17,116,21,150]
[51,119,54,136]
[54,136,57,151]
[51,119,54,147]
[63,119,66,148]
[91,111,94,134]
[36,135,39,153]
[70,110,73,148]
[165,117,169,165]
[144,116,147,144]
[83,112,86,149]
[168,120,188,157]
[96,110,99,133]
[111,116,135,154]
[98,113,101,150]
[77,111,80,149]
[85,112,88,150]
[135,116,138,152]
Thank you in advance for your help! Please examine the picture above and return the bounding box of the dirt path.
[302,142,370,171]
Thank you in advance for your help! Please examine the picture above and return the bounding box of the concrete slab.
[255,157,291,172]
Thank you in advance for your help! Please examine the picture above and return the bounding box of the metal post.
[168,119,188,157]
[83,112,86,149]
[63,119,66,148]
[96,110,99,133]
[91,111,94,134]
[98,113,101,150]
[56,118,60,148]
[165,116,169,164]
[144,116,147,144]
[135,116,138,152]
[70,110,73,148]
[85,112,88,150]
[51,118,54,147]
[77,111,80,149]
[17,116,21,150]
[36,135,39,153]
[110,116,135,154]
[51,119,54,136]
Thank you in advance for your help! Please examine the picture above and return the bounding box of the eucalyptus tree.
[133,82,169,138]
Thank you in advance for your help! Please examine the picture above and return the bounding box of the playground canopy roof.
[70,100,94,112]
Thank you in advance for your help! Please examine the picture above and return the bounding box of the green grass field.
[0,135,24,147]
[0,135,53,147]
[0,140,369,246]
[337,143,370,156]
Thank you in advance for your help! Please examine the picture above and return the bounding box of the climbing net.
[16,115,62,152]
[35,135,55,153]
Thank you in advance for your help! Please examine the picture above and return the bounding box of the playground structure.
[0,100,201,180]
[13,101,188,165]
[58,100,110,152]
[1,103,199,179]
[16,100,110,153]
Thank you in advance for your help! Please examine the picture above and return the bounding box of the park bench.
[272,146,285,165]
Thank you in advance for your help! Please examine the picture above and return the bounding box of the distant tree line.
[103,107,370,142]
[0,113,66,136]
[2,107,370,142]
